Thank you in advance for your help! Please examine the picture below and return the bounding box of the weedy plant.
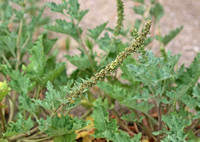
[0,0,200,142]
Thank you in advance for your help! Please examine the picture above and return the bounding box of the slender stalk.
[21,136,52,142]
[2,54,11,68]
[9,127,39,141]
[80,109,93,119]
[8,98,15,123]
[112,109,135,136]
[0,103,6,132]
[16,19,23,70]
[72,20,97,73]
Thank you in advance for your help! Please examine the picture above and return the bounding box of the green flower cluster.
[68,20,152,103]
[114,0,124,36]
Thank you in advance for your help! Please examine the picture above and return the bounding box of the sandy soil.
[42,0,200,67]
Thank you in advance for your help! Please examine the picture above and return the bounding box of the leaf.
[127,51,180,87]
[18,93,38,114]
[121,112,143,122]
[92,98,117,139]
[35,81,68,112]
[38,114,87,137]
[45,20,81,41]
[1,65,32,94]
[132,0,144,4]
[155,26,183,46]
[175,53,200,99]
[42,63,66,87]
[134,19,142,30]
[46,1,68,14]
[65,53,94,70]
[4,114,34,137]
[92,98,142,141]
[133,5,145,15]
[161,115,191,142]
[150,3,164,23]
[88,22,108,40]
[54,133,76,142]
[42,33,57,55]
[68,0,88,21]
[26,35,46,81]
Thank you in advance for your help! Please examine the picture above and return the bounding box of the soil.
[42,0,200,67]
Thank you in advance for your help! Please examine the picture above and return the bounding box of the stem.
[8,92,17,123]
[157,103,162,130]
[137,123,157,141]
[72,20,97,73]
[2,54,11,68]
[21,136,52,142]
[16,19,23,70]
[9,127,39,141]
[80,109,93,119]
[0,103,6,132]
[112,109,135,136]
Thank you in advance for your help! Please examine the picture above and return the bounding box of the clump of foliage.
[0,0,200,142]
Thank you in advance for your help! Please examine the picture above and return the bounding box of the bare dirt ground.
[42,0,200,67]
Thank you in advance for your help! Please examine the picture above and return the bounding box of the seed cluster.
[114,0,124,36]
[68,20,152,103]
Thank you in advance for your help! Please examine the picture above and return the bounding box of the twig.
[9,127,39,141]
[0,103,6,132]
[112,109,135,136]
[72,20,97,73]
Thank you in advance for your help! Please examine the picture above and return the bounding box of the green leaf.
[88,22,108,40]
[92,98,142,141]
[134,19,142,30]
[35,82,68,112]
[92,98,117,139]
[85,38,94,50]
[26,35,46,80]
[38,114,87,137]
[46,1,68,14]
[42,63,66,87]
[127,51,180,87]
[132,0,144,4]
[4,114,34,137]
[67,0,88,21]
[121,112,143,122]
[155,26,183,46]
[175,53,200,99]
[19,93,38,114]
[46,20,81,41]
[54,133,76,142]
[65,53,94,70]
[133,5,145,15]
[1,65,32,94]
[161,115,191,142]
[150,3,164,23]
[42,33,57,55]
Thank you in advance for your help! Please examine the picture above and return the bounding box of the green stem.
[80,109,93,119]
[9,127,39,141]
[21,136,52,142]
[112,109,135,136]
[2,54,11,68]
[16,19,23,70]
[0,103,6,132]
[72,20,97,73]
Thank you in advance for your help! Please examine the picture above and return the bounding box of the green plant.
[0,0,200,142]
